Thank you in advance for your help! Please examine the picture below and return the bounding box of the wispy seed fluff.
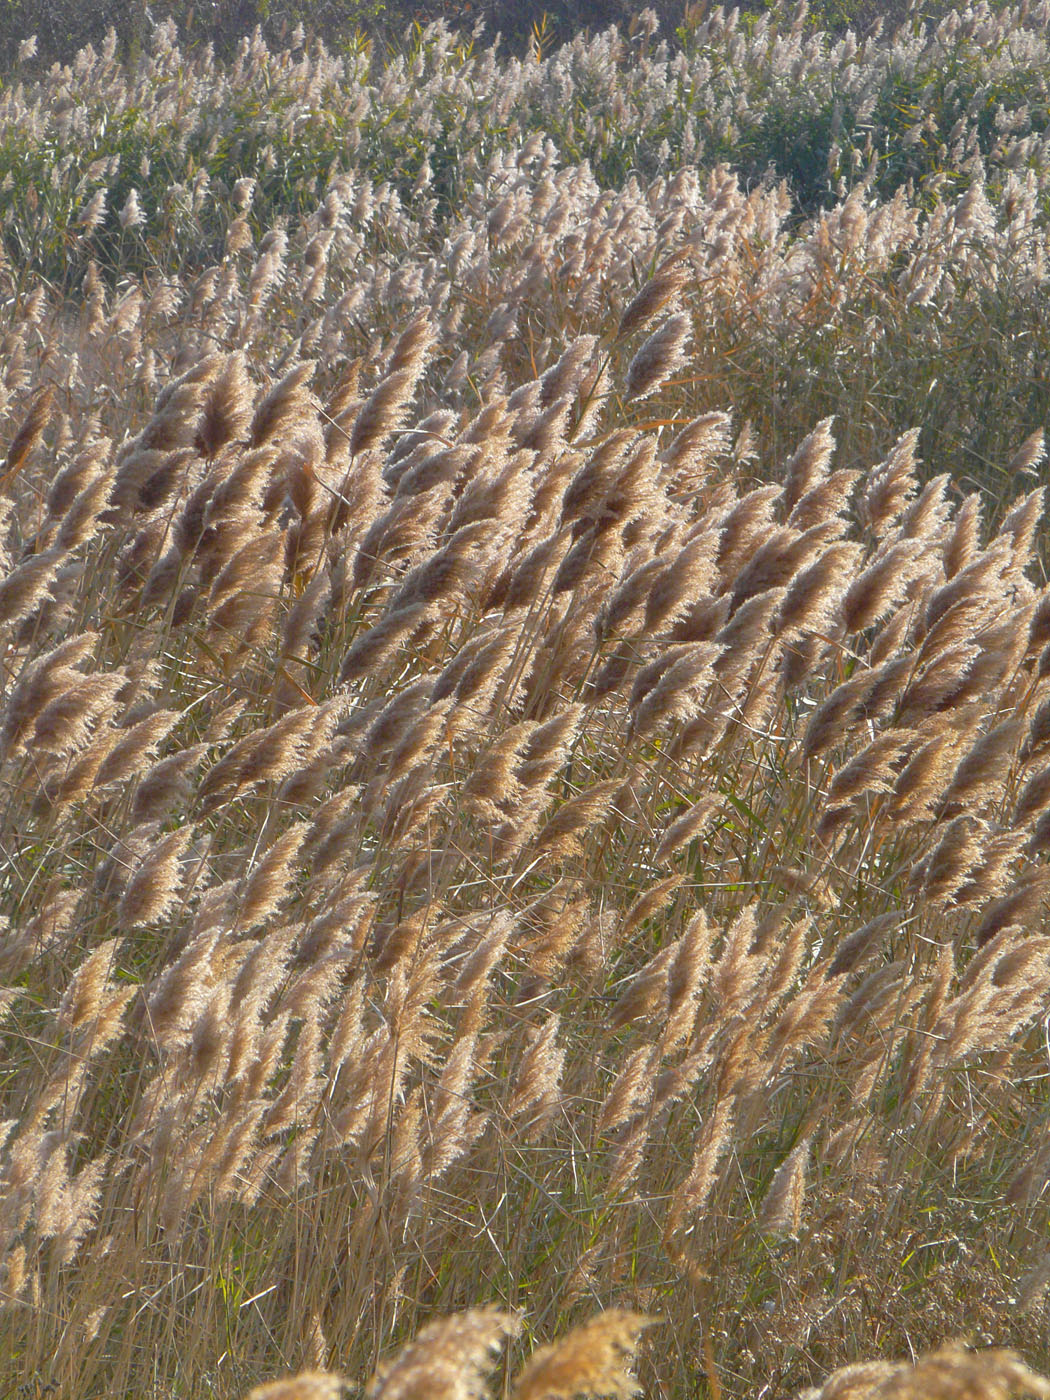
[616,260,687,343]
[623,312,691,401]
[512,1311,658,1400]
[367,1308,521,1400]
[350,314,435,457]
[246,1374,345,1400]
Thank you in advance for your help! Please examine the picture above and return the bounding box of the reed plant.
[2,5,1050,1399]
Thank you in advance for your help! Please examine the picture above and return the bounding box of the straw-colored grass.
[3,5,1050,1398]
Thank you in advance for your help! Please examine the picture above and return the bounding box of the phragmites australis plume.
[623,313,691,400]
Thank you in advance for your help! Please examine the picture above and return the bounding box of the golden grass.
[3,7,1050,1399]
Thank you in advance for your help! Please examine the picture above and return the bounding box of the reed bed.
[5,4,1050,494]
[249,1315,1050,1400]
[2,4,1050,1398]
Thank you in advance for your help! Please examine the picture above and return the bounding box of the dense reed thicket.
[250,1317,1050,1400]
[4,3,1049,492]
[0,0,973,85]
[2,4,1050,1398]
